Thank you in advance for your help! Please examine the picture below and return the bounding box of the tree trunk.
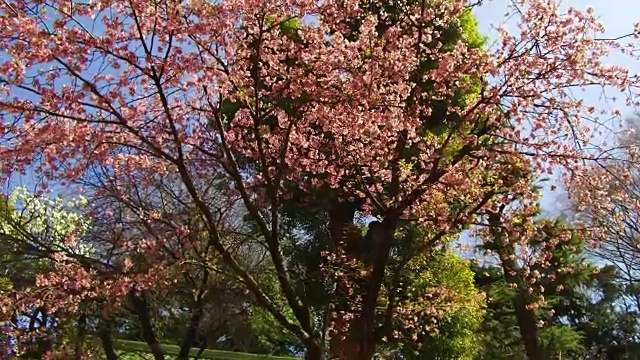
[74,313,87,360]
[177,307,203,360]
[304,340,324,360]
[489,211,544,360]
[357,219,397,360]
[501,255,544,360]
[37,309,52,357]
[513,294,544,360]
[327,207,398,360]
[98,317,119,360]
[327,200,362,360]
[130,292,165,360]
[329,325,361,359]
[327,200,357,250]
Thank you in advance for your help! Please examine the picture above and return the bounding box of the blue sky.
[451,1,640,254]
[474,0,640,38]
[473,0,640,216]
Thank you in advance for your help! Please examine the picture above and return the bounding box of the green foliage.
[265,15,302,40]
[474,217,640,359]
[248,272,304,356]
[397,252,485,360]
[558,265,640,359]
[456,9,486,50]
[0,275,12,292]
[472,264,523,360]
[539,326,585,359]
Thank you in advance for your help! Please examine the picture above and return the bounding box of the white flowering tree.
[1,187,91,252]
[0,187,95,359]
[0,187,93,293]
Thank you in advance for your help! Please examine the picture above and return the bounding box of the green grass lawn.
[112,339,298,360]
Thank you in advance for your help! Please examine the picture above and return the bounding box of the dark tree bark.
[304,340,324,360]
[73,313,87,360]
[129,292,165,360]
[327,199,400,360]
[177,306,204,360]
[501,255,544,360]
[487,210,544,360]
[98,316,119,360]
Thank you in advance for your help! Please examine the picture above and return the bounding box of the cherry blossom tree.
[81,168,271,360]
[0,177,269,360]
[568,118,640,313]
[478,188,595,359]
[1,0,640,358]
